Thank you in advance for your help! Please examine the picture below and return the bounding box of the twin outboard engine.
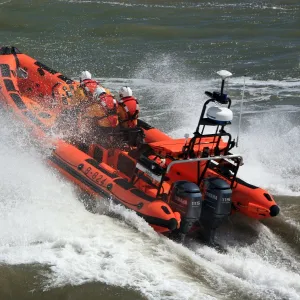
[168,178,232,244]
[168,181,202,235]
[200,177,232,244]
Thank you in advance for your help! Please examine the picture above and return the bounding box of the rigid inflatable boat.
[0,47,280,243]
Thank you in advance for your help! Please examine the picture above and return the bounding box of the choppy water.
[0,0,300,299]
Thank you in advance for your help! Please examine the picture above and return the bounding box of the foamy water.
[0,113,216,300]
[0,115,299,300]
[1,67,300,299]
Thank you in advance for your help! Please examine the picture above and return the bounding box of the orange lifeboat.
[0,47,180,234]
[0,47,279,244]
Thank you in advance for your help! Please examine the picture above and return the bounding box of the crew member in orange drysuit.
[117,86,139,128]
[78,86,119,146]
[73,70,111,105]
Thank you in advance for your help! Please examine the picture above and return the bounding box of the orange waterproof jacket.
[118,96,139,128]
[80,94,119,128]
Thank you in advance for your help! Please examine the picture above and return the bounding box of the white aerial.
[217,70,232,80]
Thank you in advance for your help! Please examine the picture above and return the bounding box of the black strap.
[0,47,21,55]
[120,109,139,123]
[12,47,20,69]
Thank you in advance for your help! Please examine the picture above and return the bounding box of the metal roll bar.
[166,154,243,173]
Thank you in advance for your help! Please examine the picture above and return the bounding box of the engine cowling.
[168,181,202,234]
[200,177,232,243]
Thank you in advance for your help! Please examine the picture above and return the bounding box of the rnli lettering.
[192,201,201,206]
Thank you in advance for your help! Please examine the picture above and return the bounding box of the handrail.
[184,131,232,158]
[166,154,243,173]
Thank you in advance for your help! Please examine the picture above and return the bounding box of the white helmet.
[119,86,133,98]
[93,86,106,99]
[80,70,92,81]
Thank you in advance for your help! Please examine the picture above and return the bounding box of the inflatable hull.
[0,47,279,243]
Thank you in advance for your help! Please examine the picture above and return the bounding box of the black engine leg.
[169,230,186,244]
[206,228,216,245]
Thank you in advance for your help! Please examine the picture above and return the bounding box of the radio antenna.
[236,76,246,147]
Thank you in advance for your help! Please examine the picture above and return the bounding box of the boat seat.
[77,142,89,154]
[116,152,136,179]
[88,144,109,164]
[109,127,145,148]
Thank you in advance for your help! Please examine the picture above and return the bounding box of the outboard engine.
[200,177,232,244]
[168,181,202,236]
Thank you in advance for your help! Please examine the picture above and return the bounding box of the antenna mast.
[236,76,246,147]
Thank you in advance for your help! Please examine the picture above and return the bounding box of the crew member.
[78,86,119,146]
[118,86,139,128]
[73,71,111,105]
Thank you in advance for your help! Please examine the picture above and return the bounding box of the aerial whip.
[236,75,246,147]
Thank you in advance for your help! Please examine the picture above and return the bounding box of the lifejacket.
[80,79,98,98]
[94,94,119,127]
[118,96,139,128]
